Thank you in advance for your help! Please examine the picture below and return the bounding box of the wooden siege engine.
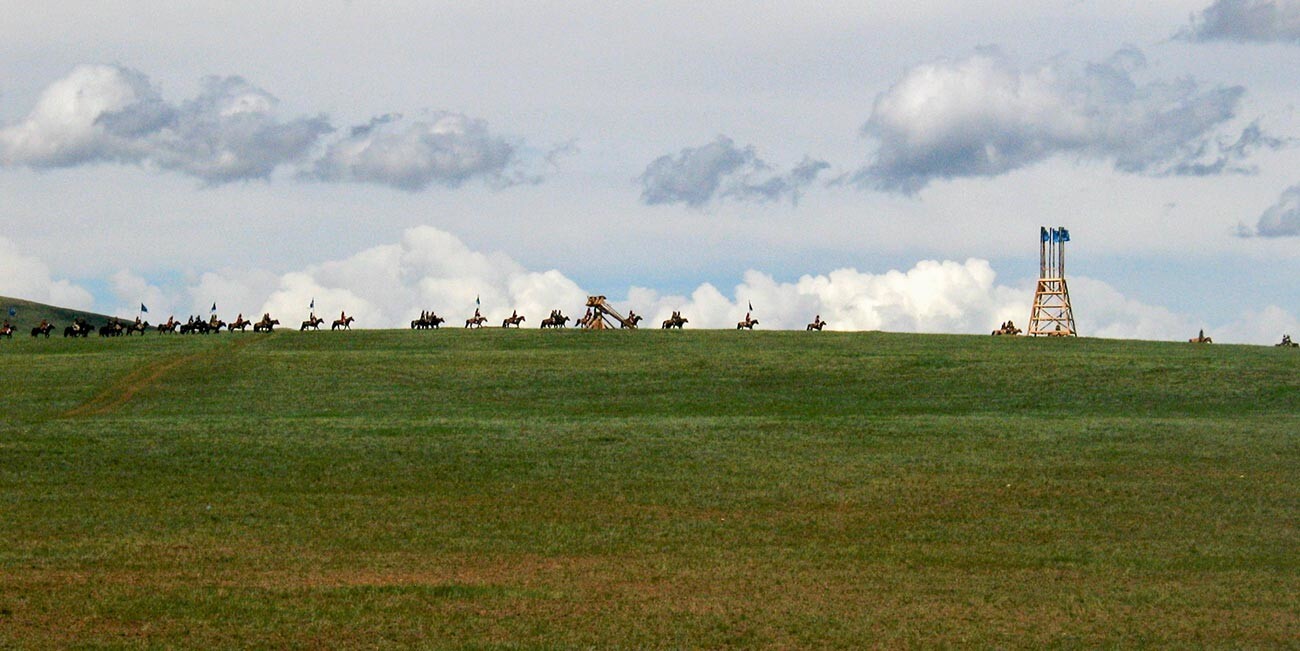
[580,296,637,329]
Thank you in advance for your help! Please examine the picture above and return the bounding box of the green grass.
[1,329,1297,648]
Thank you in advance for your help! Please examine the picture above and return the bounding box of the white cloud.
[7,225,1289,344]
[1240,183,1300,237]
[308,112,518,191]
[108,269,170,320]
[1181,0,1300,43]
[0,64,332,183]
[195,226,588,328]
[856,48,1262,193]
[619,259,1029,333]
[1219,304,1300,344]
[0,236,95,309]
[1067,276,1200,341]
[639,136,828,206]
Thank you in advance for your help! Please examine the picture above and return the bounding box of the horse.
[1276,334,1297,348]
[541,311,570,328]
[1,324,16,338]
[662,314,687,329]
[624,314,643,329]
[157,321,178,334]
[992,321,1022,336]
[228,318,251,332]
[1189,329,1212,344]
[65,320,91,338]
[301,316,325,331]
[253,318,279,333]
[806,319,826,331]
[737,317,758,330]
[99,322,124,337]
[411,313,445,329]
[465,315,487,329]
[124,321,150,336]
[332,316,354,330]
[502,314,525,328]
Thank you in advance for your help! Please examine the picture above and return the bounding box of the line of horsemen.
[406,307,826,331]
[6,310,1292,344]
[1,310,353,338]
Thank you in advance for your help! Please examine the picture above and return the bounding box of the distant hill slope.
[0,296,121,331]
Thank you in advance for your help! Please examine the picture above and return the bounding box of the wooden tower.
[1027,226,1077,337]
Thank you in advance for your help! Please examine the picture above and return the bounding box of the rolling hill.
[0,295,122,332]
[1,328,1296,647]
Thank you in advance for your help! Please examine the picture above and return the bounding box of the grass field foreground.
[1,329,1297,647]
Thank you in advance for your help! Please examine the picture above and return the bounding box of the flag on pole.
[1041,226,1049,243]
[1060,228,1070,242]
[7,306,15,317]
[141,303,148,313]
[310,298,315,310]
[748,301,753,311]
[211,302,217,313]
[475,295,480,306]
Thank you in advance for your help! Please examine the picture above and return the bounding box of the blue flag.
[141,303,148,313]
[1060,228,1070,242]
[475,295,480,306]
[310,298,315,309]
[211,302,217,313]
[7,307,15,317]
[1041,227,1049,243]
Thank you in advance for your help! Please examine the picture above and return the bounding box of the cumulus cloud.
[307,112,520,190]
[0,65,332,183]
[621,260,1029,333]
[108,269,171,320]
[190,226,588,328]
[1180,0,1300,43]
[0,237,95,309]
[855,48,1263,193]
[639,136,828,206]
[21,223,1281,342]
[1066,276,1199,341]
[1238,183,1300,237]
[1219,304,1300,343]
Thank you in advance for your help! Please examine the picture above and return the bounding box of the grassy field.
[1,328,1296,648]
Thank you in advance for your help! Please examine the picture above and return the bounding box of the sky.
[1,1,1298,342]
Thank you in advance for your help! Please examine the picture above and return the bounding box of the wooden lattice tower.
[1027,226,1077,337]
